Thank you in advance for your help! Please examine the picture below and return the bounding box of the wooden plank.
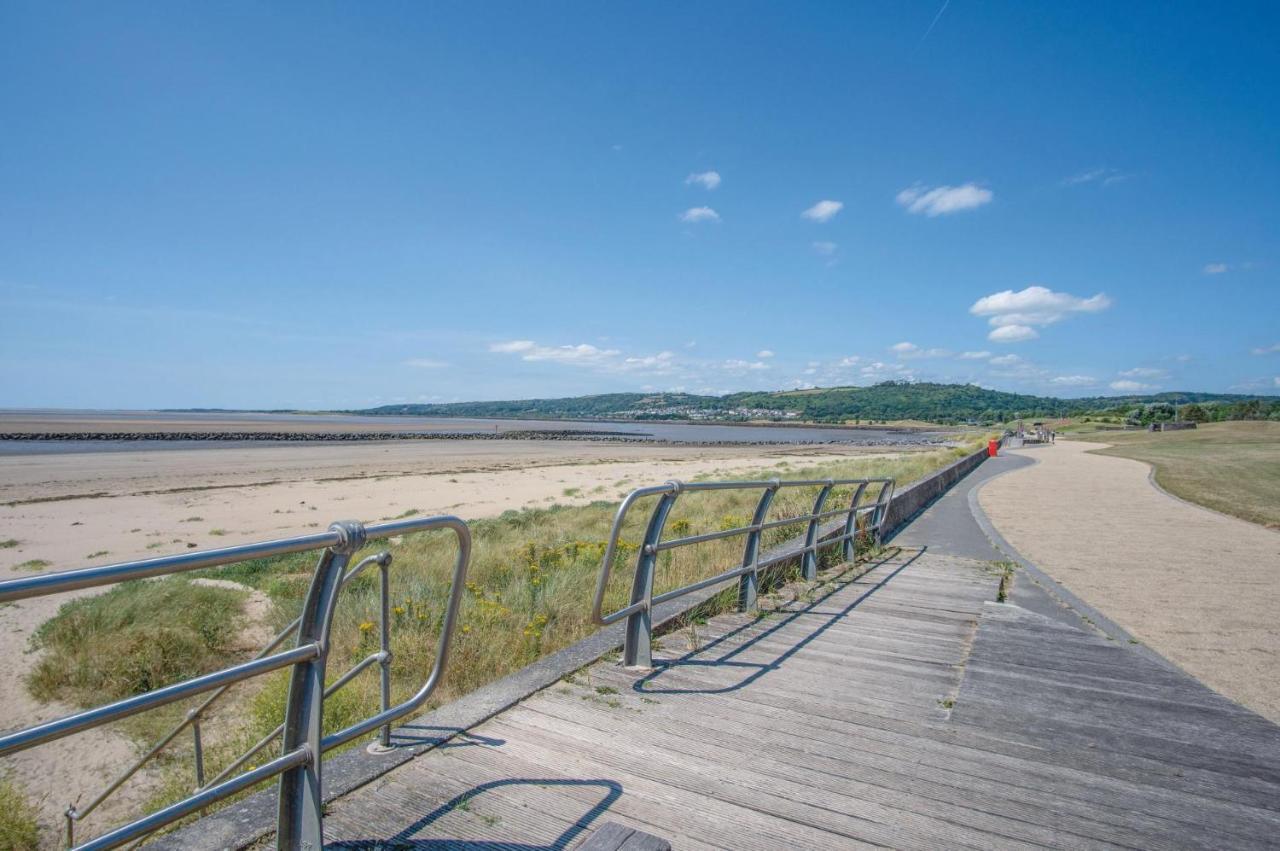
[527,683,1280,843]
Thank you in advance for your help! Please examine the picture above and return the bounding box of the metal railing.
[591,477,894,668]
[0,515,470,851]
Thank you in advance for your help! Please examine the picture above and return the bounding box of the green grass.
[0,539,19,549]
[27,577,248,705]
[14,559,50,571]
[1077,421,1280,529]
[984,560,1017,603]
[0,776,39,850]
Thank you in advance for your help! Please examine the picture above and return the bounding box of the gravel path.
[977,440,1280,723]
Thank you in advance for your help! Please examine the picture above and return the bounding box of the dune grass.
[0,776,40,851]
[27,578,247,705]
[1077,421,1280,529]
[25,440,986,838]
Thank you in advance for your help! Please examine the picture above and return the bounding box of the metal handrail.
[591,477,893,667]
[63,548,390,839]
[0,514,470,851]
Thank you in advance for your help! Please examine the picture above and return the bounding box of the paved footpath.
[315,452,1280,850]
[977,440,1280,724]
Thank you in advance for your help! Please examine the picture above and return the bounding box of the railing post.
[872,481,895,545]
[377,553,393,750]
[623,491,678,669]
[276,520,363,850]
[191,719,205,789]
[739,483,778,612]
[802,482,834,581]
[842,482,868,562]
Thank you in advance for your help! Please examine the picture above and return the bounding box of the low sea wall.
[880,443,990,537]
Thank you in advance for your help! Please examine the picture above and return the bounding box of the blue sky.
[2,1,1277,409]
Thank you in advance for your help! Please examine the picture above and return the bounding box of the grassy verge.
[26,439,988,839]
[1070,421,1280,529]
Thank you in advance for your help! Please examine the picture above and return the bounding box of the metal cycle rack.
[0,515,470,851]
[591,477,894,668]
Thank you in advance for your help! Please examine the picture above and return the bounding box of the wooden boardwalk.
[322,546,1280,849]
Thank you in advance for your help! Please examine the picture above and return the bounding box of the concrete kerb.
[155,444,993,850]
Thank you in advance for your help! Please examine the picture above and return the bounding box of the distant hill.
[355,382,1277,425]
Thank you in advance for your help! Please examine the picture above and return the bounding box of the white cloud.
[679,206,720,223]
[621,351,676,372]
[891,341,950,359]
[403,358,448,369]
[988,325,1039,342]
[1251,342,1280,355]
[1203,263,1229,275]
[1118,367,1168,379]
[489,341,621,365]
[490,340,536,354]
[970,285,1111,343]
[812,241,838,256]
[958,350,992,360]
[756,349,775,359]
[721,359,771,372]
[989,354,1022,366]
[860,361,915,381]
[1062,167,1128,187]
[836,356,862,367]
[490,340,691,378]
[685,170,721,190]
[801,200,843,223]
[1110,379,1156,392]
[1050,375,1097,387]
[896,183,992,216]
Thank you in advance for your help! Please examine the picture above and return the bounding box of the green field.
[1080,421,1280,529]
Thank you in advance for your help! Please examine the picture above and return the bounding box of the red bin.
[987,440,999,457]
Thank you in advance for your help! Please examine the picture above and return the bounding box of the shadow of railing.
[387,725,507,750]
[632,547,923,696]
[329,778,623,850]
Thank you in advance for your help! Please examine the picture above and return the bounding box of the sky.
[1,1,1278,409]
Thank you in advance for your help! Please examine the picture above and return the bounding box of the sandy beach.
[0,437,901,843]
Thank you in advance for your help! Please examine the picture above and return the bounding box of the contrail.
[917,0,951,49]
